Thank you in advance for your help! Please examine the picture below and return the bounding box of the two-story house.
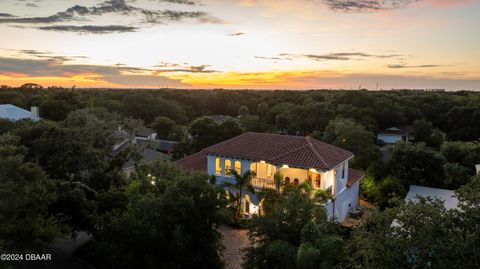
[176,132,364,222]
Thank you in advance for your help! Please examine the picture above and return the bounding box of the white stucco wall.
[208,154,359,222]
[207,154,253,185]
[325,179,360,222]
[333,160,348,196]
[377,134,403,144]
[279,167,307,183]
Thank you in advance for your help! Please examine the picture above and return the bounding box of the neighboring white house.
[0,104,40,121]
[405,185,459,210]
[377,126,413,144]
[176,132,364,223]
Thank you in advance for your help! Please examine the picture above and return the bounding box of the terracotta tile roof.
[347,168,364,188]
[203,132,353,170]
[176,151,207,172]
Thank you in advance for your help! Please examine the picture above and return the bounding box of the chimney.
[30,106,39,119]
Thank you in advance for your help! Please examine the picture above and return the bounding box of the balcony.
[252,177,276,190]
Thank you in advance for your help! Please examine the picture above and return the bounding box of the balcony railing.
[252,177,276,190]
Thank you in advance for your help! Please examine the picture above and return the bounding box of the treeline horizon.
[1,83,477,92]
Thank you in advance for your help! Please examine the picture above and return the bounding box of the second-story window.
[215,158,221,175]
[315,174,321,189]
[234,161,241,175]
[250,163,257,173]
[225,159,232,176]
[341,162,345,179]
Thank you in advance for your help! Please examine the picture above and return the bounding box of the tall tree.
[0,134,66,252]
[324,118,380,168]
[151,116,175,140]
[390,141,446,187]
[244,187,342,269]
[84,163,226,269]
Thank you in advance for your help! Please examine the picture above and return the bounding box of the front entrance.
[308,170,321,189]
[244,195,250,214]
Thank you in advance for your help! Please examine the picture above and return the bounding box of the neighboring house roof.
[405,185,459,210]
[379,125,414,136]
[0,104,38,121]
[135,138,177,153]
[123,148,170,169]
[157,139,177,152]
[176,151,208,172]
[202,132,353,170]
[347,168,364,187]
[209,115,239,124]
[114,129,130,140]
[136,127,156,138]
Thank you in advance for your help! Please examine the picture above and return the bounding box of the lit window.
[225,159,232,176]
[234,161,241,175]
[250,163,257,173]
[266,164,272,177]
[315,174,321,189]
[215,158,221,175]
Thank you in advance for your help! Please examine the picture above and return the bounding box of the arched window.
[225,159,232,176]
[294,178,299,185]
[315,174,322,189]
[234,161,241,175]
[250,163,257,173]
[215,158,221,175]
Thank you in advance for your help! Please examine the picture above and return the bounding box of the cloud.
[0,55,185,88]
[323,0,421,12]
[256,52,404,61]
[153,63,218,73]
[26,2,40,8]
[0,0,222,34]
[149,0,199,5]
[387,63,450,68]
[38,25,139,34]
[229,32,245,36]
[15,49,88,62]
[255,56,287,60]
[0,13,15,17]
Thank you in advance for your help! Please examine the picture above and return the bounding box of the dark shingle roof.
[175,151,207,172]
[347,168,364,188]
[202,132,353,170]
[123,148,170,169]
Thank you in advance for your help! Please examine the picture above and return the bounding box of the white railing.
[252,177,276,190]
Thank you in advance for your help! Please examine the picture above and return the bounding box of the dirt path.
[219,226,249,269]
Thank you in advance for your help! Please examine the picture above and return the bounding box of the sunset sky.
[0,0,479,90]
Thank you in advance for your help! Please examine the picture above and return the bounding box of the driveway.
[219,226,249,269]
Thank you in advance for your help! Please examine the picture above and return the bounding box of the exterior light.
[260,160,266,164]
[309,168,318,173]
[281,164,289,169]
[150,180,156,185]
[148,174,151,177]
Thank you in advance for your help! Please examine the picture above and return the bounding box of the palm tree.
[274,171,283,191]
[226,169,256,218]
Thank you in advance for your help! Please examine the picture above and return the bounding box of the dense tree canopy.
[349,175,480,269]
[81,162,226,269]
[1,87,480,268]
[244,187,343,269]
